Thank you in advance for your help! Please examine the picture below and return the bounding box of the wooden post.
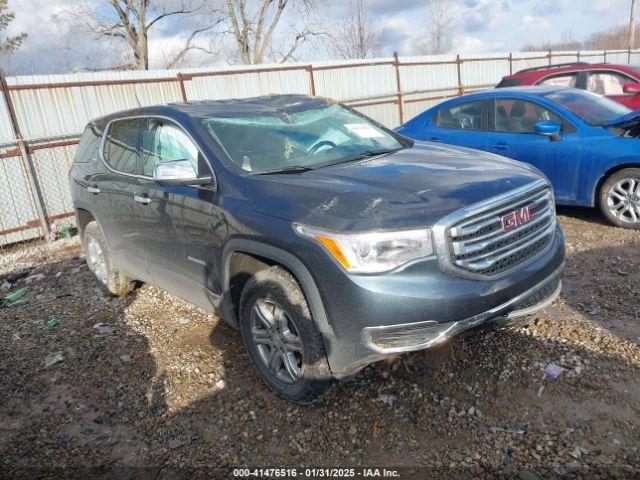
[0,69,50,236]
[393,52,404,124]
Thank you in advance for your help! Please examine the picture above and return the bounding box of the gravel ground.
[1,207,639,479]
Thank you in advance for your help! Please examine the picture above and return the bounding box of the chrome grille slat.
[444,182,556,277]
[456,223,555,270]
[452,189,551,238]
[452,203,553,255]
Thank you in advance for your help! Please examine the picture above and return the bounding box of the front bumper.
[317,228,565,377]
[362,262,562,354]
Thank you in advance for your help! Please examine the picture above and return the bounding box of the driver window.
[141,120,201,177]
[434,101,485,130]
[494,99,567,134]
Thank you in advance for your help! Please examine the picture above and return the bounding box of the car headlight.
[294,224,433,274]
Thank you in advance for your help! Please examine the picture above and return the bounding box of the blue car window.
[435,101,485,130]
[494,99,567,134]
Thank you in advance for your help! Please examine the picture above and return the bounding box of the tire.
[239,266,332,404]
[82,221,135,296]
[599,168,640,229]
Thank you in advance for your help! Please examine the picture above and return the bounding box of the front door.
[486,98,582,203]
[138,118,225,311]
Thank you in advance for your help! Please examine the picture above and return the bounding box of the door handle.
[492,142,509,151]
[134,194,151,205]
[86,186,100,194]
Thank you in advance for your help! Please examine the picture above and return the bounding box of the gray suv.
[70,95,565,403]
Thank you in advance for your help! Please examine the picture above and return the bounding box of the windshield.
[542,89,631,126]
[201,104,405,174]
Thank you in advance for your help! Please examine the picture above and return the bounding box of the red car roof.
[503,63,640,82]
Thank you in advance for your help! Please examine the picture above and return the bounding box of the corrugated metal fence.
[1,48,639,256]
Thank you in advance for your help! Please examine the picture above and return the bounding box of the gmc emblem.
[501,203,538,232]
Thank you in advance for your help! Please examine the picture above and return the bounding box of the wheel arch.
[220,239,334,341]
[592,162,640,207]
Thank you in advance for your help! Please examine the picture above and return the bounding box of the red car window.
[587,71,634,96]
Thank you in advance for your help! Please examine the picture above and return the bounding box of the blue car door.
[486,98,582,203]
[408,99,489,151]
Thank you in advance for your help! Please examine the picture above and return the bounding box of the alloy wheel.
[606,178,640,224]
[250,298,304,384]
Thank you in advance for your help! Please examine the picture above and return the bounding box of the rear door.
[418,99,489,151]
[486,98,582,202]
[99,117,150,280]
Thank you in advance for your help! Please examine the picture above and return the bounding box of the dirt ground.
[1,207,639,479]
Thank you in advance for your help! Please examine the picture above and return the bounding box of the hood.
[604,110,640,128]
[249,142,545,231]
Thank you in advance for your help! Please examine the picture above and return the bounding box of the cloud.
[584,0,626,14]
[463,0,509,33]
[450,35,505,54]
[531,0,570,16]
[517,15,553,36]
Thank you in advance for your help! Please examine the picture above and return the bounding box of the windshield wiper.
[254,165,315,175]
[322,147,403,167]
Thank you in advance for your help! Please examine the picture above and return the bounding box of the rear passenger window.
[104,118,144,175]
[74,124,102,163]
[435,101,485,130]
[539,73,578,88]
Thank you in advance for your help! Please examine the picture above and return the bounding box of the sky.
[2,0,632,74]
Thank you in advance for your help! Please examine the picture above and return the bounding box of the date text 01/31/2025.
[232,468,401,478]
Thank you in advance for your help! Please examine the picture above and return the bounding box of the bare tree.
[630,0,637,50]
[61,0,221,70]
[521,31,582,52]
[423,0,458,55]
[585,23,639,50]
[224,0,322,64]
[329,0,382,59]
[0,0,27,55]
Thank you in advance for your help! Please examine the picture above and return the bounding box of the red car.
[497,62,640,109]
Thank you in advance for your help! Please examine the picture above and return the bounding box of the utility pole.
[630,0,637,50]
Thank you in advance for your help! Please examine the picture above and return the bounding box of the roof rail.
[515,62,589,74]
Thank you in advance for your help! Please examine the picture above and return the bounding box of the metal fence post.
[177,73,188,101]
[456,55,463,95]
[548,49,552,65]
[306,65,316,96]
[0,69,50,237]
[603,49,607,63]
[629,47,633,63]
[508,52,513,75]
[393,52,404,124]
[576,50,581,62]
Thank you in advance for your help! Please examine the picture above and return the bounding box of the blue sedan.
[396,86,640,228]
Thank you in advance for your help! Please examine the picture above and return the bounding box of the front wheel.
[239,266,332,404]
[599,168,640,229]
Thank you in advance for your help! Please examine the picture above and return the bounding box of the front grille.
[445,182,556,277]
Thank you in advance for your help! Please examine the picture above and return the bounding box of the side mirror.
[534,120,561,141]
[153,160,213,187]
[623,83,640,94]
